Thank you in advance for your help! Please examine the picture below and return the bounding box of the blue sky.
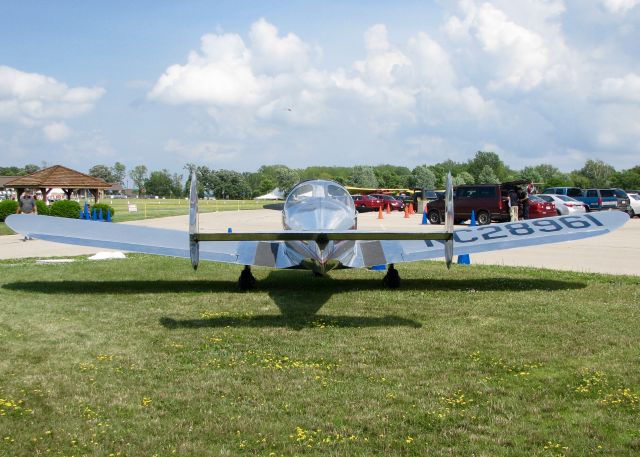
[1,0,639,176]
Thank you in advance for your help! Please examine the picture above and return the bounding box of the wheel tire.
[629,208,635,218]
[428,210,441,224]
[382,267,400,289]
[477,210,491,225]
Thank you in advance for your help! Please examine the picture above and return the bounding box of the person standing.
[508,189,519,222]
[17,191,38,215]
[17,191,37,241]
[519,188,530,220]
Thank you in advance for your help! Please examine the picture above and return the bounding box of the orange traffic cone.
[404,206,410,218]
[378,206,384,219]
[386,202,391,214]
[408,204,414,215]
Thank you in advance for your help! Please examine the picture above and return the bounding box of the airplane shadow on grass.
[3,270,586,330]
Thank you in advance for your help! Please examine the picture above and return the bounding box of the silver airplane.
[6,172,629,289]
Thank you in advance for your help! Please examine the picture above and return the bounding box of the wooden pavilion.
[5,165,111,203]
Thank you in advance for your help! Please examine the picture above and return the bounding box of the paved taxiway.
[1,209,638,276]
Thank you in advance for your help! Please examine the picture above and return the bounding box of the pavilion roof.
[0,176,21,189]
[5,165,111,189]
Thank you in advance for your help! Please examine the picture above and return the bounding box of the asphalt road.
[1,209,638,276]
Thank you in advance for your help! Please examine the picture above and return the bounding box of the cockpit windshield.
[286,181,352,207]
[283,180,356,230]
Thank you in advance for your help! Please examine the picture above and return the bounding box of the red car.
[526,195,556,219]
[352,194,383,212]
[369,194,405,211]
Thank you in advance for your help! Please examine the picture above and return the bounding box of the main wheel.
[477,210,491,225]
[428,210,441,224]
[383,265,400,289]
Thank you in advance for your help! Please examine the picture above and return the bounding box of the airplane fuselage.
[281,180,358,274]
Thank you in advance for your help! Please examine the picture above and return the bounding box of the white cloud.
[145,13,639,170]
[445,1,574,91]
[148,19,496,133]
[148,33,264,107]
[599,73,640,102]
[0,65,104,126]
[602,0,640,13]
[249,18,313,74]
[165,139,238,162]
[595,104,640,148]
[42,122,71,142]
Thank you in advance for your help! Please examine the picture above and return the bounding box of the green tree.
[24,164,40,174]
[242,172,263,198]
[478,165,500,184]
[348,166,378,188]
[112,162,126,184]
[519,166,543,184]
[210,169,251,199]
[171,173,183,197]
[456,171,475,185]
[129,165,148,194]
[89,164,116,183]
[579,159,616,187]
[298,166,351,182]
[144,170,175,197]
[409,165,436,189]
[373,165,411,188]
[569,171,590,188]
[275,167,300,197]
[0,166,26,175]
[258,177,277,195]
[467,151,509,182]
[531,164,567,187]
[612,166,640,189]
[430,160,468,186]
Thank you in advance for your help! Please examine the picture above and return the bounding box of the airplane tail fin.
[189,170,199,270]
[444,171,454,269]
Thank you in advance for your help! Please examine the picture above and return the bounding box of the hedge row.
[0,200,18,222]
[1,200,115,222]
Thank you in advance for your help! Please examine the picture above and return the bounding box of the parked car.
[369,193,404,211]
[542,186,629,213]
[351,194,382,212]
[538,194,587,216]
[581,188,619,211]
[626,193,640,218]
[427,182,527,225]
[541,187,583,198]
[526,195,556,219]
[612,188,631,215]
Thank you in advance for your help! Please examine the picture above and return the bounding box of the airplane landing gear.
[239,265,256,290]
[383,264,400,289]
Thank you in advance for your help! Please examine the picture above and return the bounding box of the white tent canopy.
[255,188,284,200]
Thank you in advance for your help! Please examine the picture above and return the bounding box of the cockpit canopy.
[283,180,356,231]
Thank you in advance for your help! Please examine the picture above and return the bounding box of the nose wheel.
[239,265,256,290]
[382,264,401,289]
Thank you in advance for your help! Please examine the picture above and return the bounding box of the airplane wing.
[5,171,628,271]
[5,213,298,267]
[345,211,629,268]
[6,211,628,269]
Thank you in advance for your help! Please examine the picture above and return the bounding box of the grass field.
[105,198,273,222]
[1,256,639,456]
[0,222,14,235]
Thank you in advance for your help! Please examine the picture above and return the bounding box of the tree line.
[2,151,639,199]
